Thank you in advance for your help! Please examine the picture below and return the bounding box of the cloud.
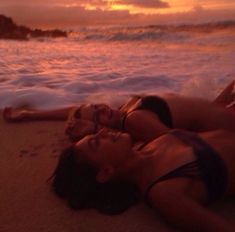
[6,0,169,9]
[135,8,235,25]
[0,1,234,28]
[192,4,204,13]
[117,0,170,8]
[0,0,109,7]
[0,4,132,28]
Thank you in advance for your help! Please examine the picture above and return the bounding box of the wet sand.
[0,110,234,232]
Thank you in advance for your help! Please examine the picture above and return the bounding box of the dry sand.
[0,111,234,232]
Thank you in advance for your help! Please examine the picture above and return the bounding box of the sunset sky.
[0,0,235,28]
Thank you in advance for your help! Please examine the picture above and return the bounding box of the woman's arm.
[149,182,235,232]
[3,106,75,122]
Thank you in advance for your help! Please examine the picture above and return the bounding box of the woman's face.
[78,104,120,127]
[74,129,132,169]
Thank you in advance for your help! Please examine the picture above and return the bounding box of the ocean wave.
[1,25,234,110]
[69,20,235,42]
[147,20,235,32]
[70,28,190,42]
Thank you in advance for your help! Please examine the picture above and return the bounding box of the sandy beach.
[0,110,235,232]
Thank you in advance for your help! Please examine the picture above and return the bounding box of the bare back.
[163,93,235,132]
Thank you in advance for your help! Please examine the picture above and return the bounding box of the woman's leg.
[228,103,235,119]
[3,106,76,122]
[214,80,235,106]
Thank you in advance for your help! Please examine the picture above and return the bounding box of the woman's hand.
[3,107,30,122]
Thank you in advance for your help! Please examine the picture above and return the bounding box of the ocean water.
[0,22,235,109]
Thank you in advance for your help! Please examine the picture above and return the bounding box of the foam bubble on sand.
[0,88,70,109]
[180,76,219,100]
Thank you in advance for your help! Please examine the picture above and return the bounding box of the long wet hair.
[50,146,140,215]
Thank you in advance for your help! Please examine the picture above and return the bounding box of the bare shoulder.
[125,109,169,132]
[124,109,169,141]
[119,95,141,112]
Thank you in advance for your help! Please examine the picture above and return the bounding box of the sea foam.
[0,22,234,109]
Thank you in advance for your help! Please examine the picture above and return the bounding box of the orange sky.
[0,0,235,28]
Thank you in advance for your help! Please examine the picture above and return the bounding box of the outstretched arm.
[3,106,75,122]
[149,182,235,232]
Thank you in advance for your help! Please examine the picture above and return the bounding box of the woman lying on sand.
[3,80,235,142]
[51,128,235,232]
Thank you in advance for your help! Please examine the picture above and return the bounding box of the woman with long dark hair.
[51,128,235,232]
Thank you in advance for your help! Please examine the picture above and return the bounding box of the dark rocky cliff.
[0,15,67,40]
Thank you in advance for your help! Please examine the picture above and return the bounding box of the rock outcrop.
[0,15,67,40]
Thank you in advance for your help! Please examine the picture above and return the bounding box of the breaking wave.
[70,20,235,43]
